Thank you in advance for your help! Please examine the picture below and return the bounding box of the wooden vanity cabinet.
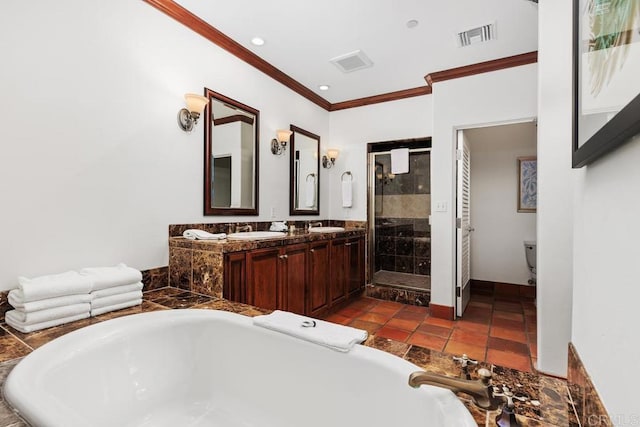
[307,240,331,317]
[347,236,365,297]
[278,243,307,315]
[224,251,246,303]
[243,243,307,315]
[223,233,365,316]
[329,238,348,306]
[330,236,366,305]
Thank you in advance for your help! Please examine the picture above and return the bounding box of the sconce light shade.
[322,148,340,169]
[185,93,209,114]
[178,93,209,133]
[271,129,292,155]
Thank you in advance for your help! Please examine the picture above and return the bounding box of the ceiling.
[175,0,538,104]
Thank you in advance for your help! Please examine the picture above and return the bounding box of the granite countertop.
[169,228,366,253]
[0,288,578,427]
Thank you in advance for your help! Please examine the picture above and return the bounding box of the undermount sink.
[308,226,345,233]
[227,231,287,240]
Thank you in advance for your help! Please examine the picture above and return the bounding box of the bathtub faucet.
[408,368,503,410]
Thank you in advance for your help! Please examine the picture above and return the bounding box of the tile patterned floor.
[324,292,537,373]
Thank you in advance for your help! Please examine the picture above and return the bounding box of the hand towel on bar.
[183,229,227,240]
[8,290,92,312]
[253,310,367,352]
[90,299,142,317]
[91,290,143,309]
[5,312,90,334]
[305,176,316,207]
[390,148,409,174]
[5,303,90,324]
[15,271,92,303]
[80,263,142,291]
[341,179,352,208]
[90,282,143,299]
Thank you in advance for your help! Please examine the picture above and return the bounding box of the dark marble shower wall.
[373,152,430,276]
[375,218,430,275]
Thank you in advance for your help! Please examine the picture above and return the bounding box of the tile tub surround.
[169,226,367,298]
[141,266,168,291]
[0,288,576,427]
[568,343,612,427]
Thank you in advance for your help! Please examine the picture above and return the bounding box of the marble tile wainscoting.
[568,343,613,427]
[0,288,581,427]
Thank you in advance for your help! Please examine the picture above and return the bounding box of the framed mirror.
[289,125,320,215]
[204,88,259,215]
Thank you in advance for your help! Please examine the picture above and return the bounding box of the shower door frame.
[366,138,432,286]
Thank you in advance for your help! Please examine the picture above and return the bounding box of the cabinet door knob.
[310,249,315,253]
[345,243,352,247]
[279,254,288,259]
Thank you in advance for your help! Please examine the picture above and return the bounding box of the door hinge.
[456,286,461,297]
[456,149,463,161]
[456,218,462,229]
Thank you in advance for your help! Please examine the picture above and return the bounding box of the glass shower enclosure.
[367,142,431,306]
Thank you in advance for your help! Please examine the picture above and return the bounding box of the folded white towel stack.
[183,229,227,240]
[80,263,143,292]
[90,282,143,299]
[5,312,90,334]
[14,271,92,303]
[8,291,92,312]
[253,310,367,352]
[81,264,143,315]
[5,264,146,333]
[6,303,90,324]
[5,271,93,333]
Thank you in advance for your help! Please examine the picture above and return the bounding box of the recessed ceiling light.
[250,37,265,46]
[406,19,419,29]
[318,85,330,91]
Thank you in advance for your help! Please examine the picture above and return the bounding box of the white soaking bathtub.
[4,309,476,427]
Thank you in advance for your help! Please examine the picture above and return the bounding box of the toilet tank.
[524,241,536,269]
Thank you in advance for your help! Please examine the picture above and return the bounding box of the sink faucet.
[408,368,503,410]
[235,224,253,233]
[307,221,322,229]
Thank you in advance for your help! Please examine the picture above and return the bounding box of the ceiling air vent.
[330,50,373,73]
[457,23,496,47]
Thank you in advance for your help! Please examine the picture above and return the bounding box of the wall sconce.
[177,93,209,132]
[322,148,340,169]
[271,129,292,155]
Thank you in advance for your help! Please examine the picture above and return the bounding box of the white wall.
[535,0,574,377]
[429,65,538,311]
[540,0,640,414]
[466,123,537,285]
[0,0,330,291]
[328,96,434,220]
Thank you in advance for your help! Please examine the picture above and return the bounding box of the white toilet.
[524,241,536,285]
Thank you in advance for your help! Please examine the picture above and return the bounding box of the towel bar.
[341,171,352,182]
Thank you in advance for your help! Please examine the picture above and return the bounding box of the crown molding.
[330,86,432,111]
[144,1,536,112]
[143,0,331,111]
[425,51,538,86]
